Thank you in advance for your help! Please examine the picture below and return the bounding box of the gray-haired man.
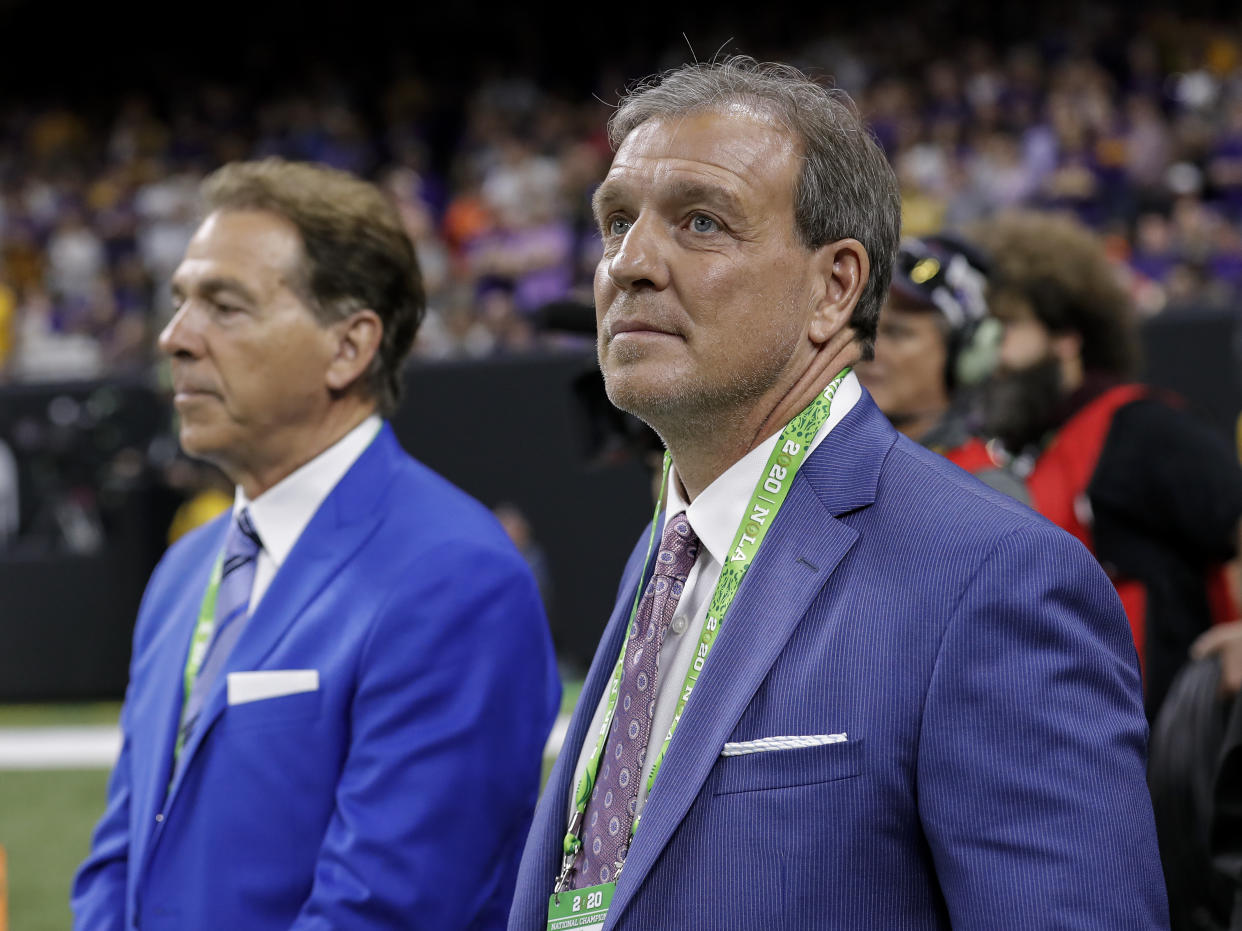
[510,57,1166,930]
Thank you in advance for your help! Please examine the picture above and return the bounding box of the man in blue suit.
[510,58,1167,929]
[73,159,560,930]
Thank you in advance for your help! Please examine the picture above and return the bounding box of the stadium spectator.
[856,233,1026,500]
[972,209,1242,722]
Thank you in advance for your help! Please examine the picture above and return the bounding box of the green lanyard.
[555,369,851,892]
[174,551,226,759]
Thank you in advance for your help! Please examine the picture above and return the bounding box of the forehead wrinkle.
[650,99,788,148]
[180,251,308,314]
[171,256,272,305]
[190,208,309,299]
[615,116,798,204]
[593,167,748,220]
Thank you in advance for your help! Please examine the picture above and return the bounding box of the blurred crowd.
[0,75,612,384]
[4,7,1242,384]
[863,14,1242,318]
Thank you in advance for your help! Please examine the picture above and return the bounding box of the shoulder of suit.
[878,433,1042,533]
[154,509,231,574]
[365,447,522,555]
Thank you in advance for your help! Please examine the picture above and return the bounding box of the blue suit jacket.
[510,393,1168,929]
[73,424,560,930]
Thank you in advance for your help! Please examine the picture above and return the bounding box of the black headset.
[891,234,998,391]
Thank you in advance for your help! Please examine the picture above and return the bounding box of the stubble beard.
[599,335,799,455]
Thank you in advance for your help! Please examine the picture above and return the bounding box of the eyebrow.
[592,177,747,225]
[665,178,746,217]
[171,275,260,306]
[591,183,627,225]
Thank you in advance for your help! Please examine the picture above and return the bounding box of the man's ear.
[808,238,869,346]
[325,309,383,393]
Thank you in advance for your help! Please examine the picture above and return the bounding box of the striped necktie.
[178,507,263,751]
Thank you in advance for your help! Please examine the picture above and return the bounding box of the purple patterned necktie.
[573,511,700,888]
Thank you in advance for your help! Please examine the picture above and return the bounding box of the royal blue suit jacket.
[73,424,560,930]
[511,393,1168,929]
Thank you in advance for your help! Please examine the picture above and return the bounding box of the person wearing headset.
[856,233,1026,501]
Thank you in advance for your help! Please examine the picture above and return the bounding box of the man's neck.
[232,401,378,500]
[667,335,859,501]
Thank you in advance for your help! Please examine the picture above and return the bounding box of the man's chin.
[176,424,227,465]
[601,369,683,426]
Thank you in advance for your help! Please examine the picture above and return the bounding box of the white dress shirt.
[234,415,382,610]
[567,372,861,823]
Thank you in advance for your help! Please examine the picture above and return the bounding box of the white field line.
[544,712,570,759]
[0,712,572,771]
[0,726,121,770]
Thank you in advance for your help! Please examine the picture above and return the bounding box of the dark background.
[0,350,655,699]
[4,0,1242,698]
[2,312,1239,700]
[4,0,1237,116]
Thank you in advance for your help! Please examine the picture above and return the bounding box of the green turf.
[0,769,110,931]
[0,682,584,929]
[560,678,583,716]
[0,703,121,727]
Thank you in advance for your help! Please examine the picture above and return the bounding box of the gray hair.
[608,56,901,358]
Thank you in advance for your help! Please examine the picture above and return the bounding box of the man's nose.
[157,302,203,358]
[606,216,670,291]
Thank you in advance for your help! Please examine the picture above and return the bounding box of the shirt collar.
[234,415,382,568]
[665,371,861,566]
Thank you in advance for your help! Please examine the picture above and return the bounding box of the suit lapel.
[161,425,403,813]
[129,518,229,872]
[604,393,896,927]
[797,391,894,518]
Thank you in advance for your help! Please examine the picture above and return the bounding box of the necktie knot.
[178,506,263,758]
[653,512,699,582]
[222,508,263,576]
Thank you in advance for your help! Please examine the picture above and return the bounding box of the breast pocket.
[712,737,864,796]
[223,688,322,731]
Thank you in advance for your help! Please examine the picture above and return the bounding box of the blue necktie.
[178,507,263,751]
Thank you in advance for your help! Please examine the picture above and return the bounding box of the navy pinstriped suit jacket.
[510,391,1168,929]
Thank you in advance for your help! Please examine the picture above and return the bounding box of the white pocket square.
[721,733,847,757]
[227,670,319,706]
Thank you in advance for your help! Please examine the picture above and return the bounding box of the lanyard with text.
[174,551,225,759]
[551,369,851,910]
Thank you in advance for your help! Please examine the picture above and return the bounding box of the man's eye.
[690,214,719,233]
[608,216,632,236]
